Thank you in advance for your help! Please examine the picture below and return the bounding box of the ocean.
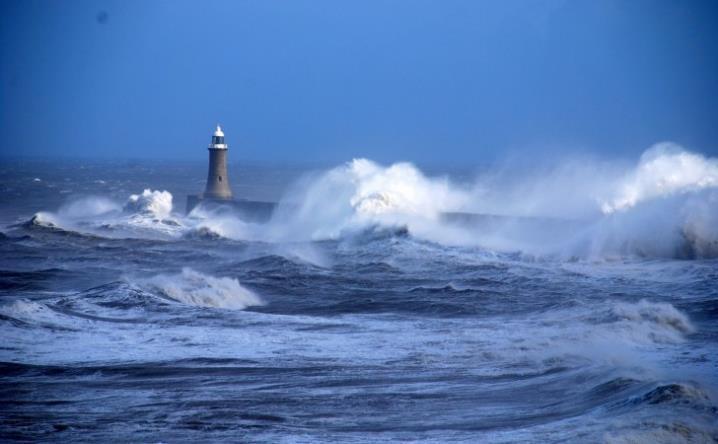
[1,148,717,442]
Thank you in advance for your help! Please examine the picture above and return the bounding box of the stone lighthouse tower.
[203,125,233,200]
[187,124,275,219]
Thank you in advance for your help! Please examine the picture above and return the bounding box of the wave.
[491,299,699,371]
[608,299,695,338]
[266,158,468,242]
[123,189,173,219]
[631,383,714,408]
[139,267,263,310]
[16,189,185,239]
[186,205,258,241]
[262,144,718,259]
[0,299,81,330]
[605,380,718,444]
[11,144,718,259]
[23,212,62,230]
[0,270,263,331]
[604,424,718,444]
[577,299,695,350]
[20,213,106,241]
[601,143,718,213]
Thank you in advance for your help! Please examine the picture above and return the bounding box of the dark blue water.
[1,159,716,442]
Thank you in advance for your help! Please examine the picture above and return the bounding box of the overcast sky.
[1,0,717,165]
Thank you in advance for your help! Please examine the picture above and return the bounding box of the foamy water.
[0,148,716,442]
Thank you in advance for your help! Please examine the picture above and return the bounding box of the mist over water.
[1,144,717,442]
[25,143,718,259]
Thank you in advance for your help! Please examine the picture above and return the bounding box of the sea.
[1,146,717,443]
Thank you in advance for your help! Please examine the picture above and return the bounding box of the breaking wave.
[139,267,263,310]
[0,299,68,327]
[19,189,184,239]
[601,143,718,213]
[11,143,718,259]
[24,212,61,230]
[124,189,173,219]
[264,144,718,259]
[502,299,698,368]
[267,158,468,242]
[602,299,695,345]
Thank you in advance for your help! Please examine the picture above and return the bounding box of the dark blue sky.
[2,0,717,165]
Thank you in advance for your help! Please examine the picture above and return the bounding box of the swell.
[0,268,77,291]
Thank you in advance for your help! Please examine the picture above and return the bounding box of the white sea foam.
[601,143,718,214]
[124,189,173,219]
[25,189,184,238]
[17,144,718,259]
[0,299,80,327]
[261,145,716,257]
[186,204,256,240]
[513,299,696,361]
[28,211,61,228]
[268,158,469,241]
[141,267,263,310]
[606,299,695,345]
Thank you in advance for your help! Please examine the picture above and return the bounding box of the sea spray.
[124,189,173,219]
[58,196,121,219]
[140,267,263,310]
[267,158,469,241]
[17,145,718,258]
[3,156,717,442]
[601,143,718,214]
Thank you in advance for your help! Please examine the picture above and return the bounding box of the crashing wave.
[601,299,695,345]
[124,189,173,219]
[610,299,694,335]
[601,143,718,214]
[140,267,263,310]
[269,158,467,241]
[346,159,467,217]
[0,299,79,330]
[24,212,60,229]
[20,213,100,239]
[17,190,184,239]
[266,147,718,259]
[11,144,718,259]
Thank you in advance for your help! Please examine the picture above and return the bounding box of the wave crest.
[602,143,718,214]
[124,189,173,219]
[140,268,263,310]
[603,299,695,345]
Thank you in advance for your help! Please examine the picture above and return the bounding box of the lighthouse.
[203,125,233,200]
[185,125,276,221]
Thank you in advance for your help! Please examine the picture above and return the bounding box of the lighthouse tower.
[187,124,275,219]
[203,125,233,200]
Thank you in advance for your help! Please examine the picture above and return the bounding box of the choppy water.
[1,155,717,443]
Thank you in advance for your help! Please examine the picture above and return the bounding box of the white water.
[26,143,718,258]
[140,267,263,310]
[602,142,718,213]
[124,189,174,219]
